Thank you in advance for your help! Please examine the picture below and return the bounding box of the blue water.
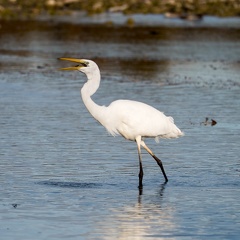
[0,17,240,239]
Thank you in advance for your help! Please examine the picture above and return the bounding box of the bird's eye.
[82,61,89,67]
[75,62,88,68]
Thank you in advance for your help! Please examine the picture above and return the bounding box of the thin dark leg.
[141,141,168,182]
[152,154,168,182]
[136,136,144,189]
[138,159,144,189]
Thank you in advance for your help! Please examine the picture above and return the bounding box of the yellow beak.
[59,57,86,71]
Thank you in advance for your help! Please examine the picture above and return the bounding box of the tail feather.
[155,121,184,142]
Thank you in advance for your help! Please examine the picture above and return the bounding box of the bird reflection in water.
[94,183,176,240]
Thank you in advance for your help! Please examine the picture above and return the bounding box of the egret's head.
[59,58,98,75]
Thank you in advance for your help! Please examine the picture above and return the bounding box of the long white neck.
[80,69,106,124]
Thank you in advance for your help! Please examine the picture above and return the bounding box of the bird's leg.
[136,136,144,189]
[152,155,168,182]
[140,141,168,182]
[138,156,144,189]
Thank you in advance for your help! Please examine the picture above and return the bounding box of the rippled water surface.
[0,17,240,239]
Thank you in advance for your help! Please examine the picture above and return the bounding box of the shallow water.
[0,17,240,239]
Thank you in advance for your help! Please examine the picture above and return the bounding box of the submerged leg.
[140,141,168,182]
[136,136,144,188]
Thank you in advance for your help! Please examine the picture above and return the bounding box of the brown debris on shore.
[0,0,240,20]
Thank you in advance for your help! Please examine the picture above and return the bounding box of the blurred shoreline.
[0,0,240,21]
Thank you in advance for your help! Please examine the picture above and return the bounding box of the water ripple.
[37,181,103,189]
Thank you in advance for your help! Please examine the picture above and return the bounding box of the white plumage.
[60,58,184,188]
[100,99,182,141]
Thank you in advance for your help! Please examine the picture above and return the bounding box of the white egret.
[60,58,184,188]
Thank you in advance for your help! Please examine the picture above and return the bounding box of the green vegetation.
[0,0,239,19]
